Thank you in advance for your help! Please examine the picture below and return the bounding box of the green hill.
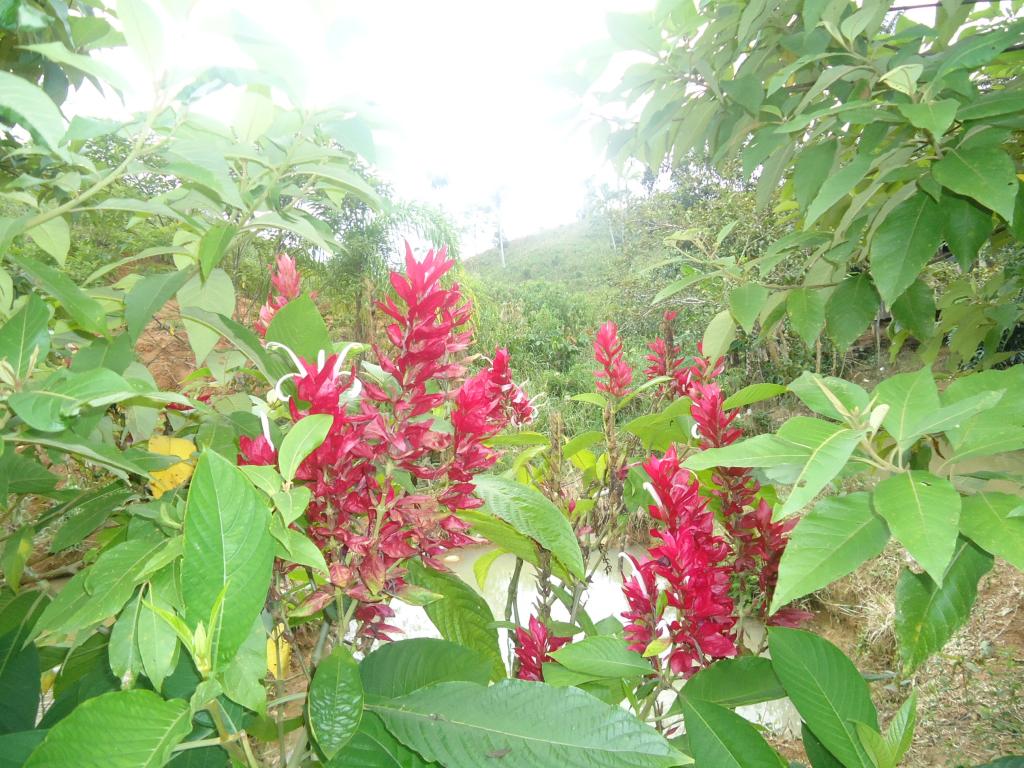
[465,220,616,291]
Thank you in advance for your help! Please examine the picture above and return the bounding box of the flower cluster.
[643,318,808,626]
[593,321,633,398]
[255,254,302,336]
[241,244,534,638]
[622,445,737,677]
[514,615,571,682]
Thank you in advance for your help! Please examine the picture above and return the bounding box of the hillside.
[465,219,617,291]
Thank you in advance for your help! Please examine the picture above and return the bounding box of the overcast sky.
[69,0,653,254]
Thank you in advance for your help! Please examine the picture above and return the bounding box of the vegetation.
[0,1,1022,767]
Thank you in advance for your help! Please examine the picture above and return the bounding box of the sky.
[68,0,654,255]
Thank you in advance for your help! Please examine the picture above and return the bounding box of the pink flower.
[514,616,571,682]
[594,322,633,398]
[255,254,304,336]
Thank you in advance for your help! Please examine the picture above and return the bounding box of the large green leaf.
[682,434,810,471]
[959,492,1024,570]
[681,697,784,768]
[775,417,864,518]
[50,483,134,552]
[309,645,364,758]
[177,269,236,365]
[0,71,64,148]
[890,279,936,340]
[369,679,684,768]
[181,451,274,668]
[33,536,165,639]
[872,471,960,585]
[360,638,490,700]
[896,99,958,137]
[472,475,584,579]
[869,193,942,305]
[0,638,39,733]
[138,582,178,693]
[895,537,993,673]
[548,636,652,679]
[265,294,333,363]
[788,372,869,421]
[328,712,438,768]
[772,493,890,612]
[682,656,785,709]
[805,152,872,226]
[125,269,192,341]
[404,561,504,680]
[24,690,190,767]
[942,368,1024,463]
[9,254,106,335]
[940,193,992,269]
[794,140,837,212]
[702,309,736,361]
[278,414,333,483]
[26,217,70,267]
[787,287,827,346]
[108,590,143,680]
[872,368,940,452]
[932,145,1019,223]
[198,224,238,280]
[768,628,877,768]
[0,294,49,378]
[825,274,879,350]
[721,383,788,410]
[728,284,768,333]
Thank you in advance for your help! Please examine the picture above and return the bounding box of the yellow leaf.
[266,623,291,680]
[147,436,196,499]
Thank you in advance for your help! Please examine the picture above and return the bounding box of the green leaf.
[456,510,543,572]
[125,270,191,341]
[775,417,865,518]
[562,431,603,458]
[9,253,106,335]
[360,639,490,700]
[0,731,47,767]
[1,527,33,594]
[198,224,238,280]
[722,383,788,410]
[220,617,267,714]
[896,99,958,137]
[940,193,992,269]
[404,561,504,680]
[182,451,274,668]
[895,537,993,673]
[549,636,652,679]
[178,307,285,382]
[728,284,768,333]
[772,493,890,612]
[19,41,131,91]
[768,627,877,768]
[278,414,333,483]
[682,434,810,471]
[472,475,584,579]
[788,372,869,421]
[0,639,39,733]
[117,0,165,77]
[885,692,917,765]
[177,269,235,365]
[873,368,940,452]
[683,656,785,709]
[24,690,190,767]
[138,582,178,692]
[50,483,133,552]
[959,492,1024,570]
[869,193,943,304]
[8,369,152,432]
[805,153,872,226]
[826,274,879,349]
[309,645,363,758]
[108,590,143,680]
[702,309,736,362]
[794,140,837,213]
[0,294,49,379]
[890,280,935,340]
[328,712,438,768]
[787,288,827,346]
[682,697,785,768]
[571,392,608,408]
[265,294,332,363]
[0,71,64,148]
[26,217,70,267]
[932,145,1019,223]
[369,679,684,768]
[872,471,961,585]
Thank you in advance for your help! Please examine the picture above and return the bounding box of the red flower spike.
[593,321,633,398]
[256,254,304,336]
[514,615,571,682]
